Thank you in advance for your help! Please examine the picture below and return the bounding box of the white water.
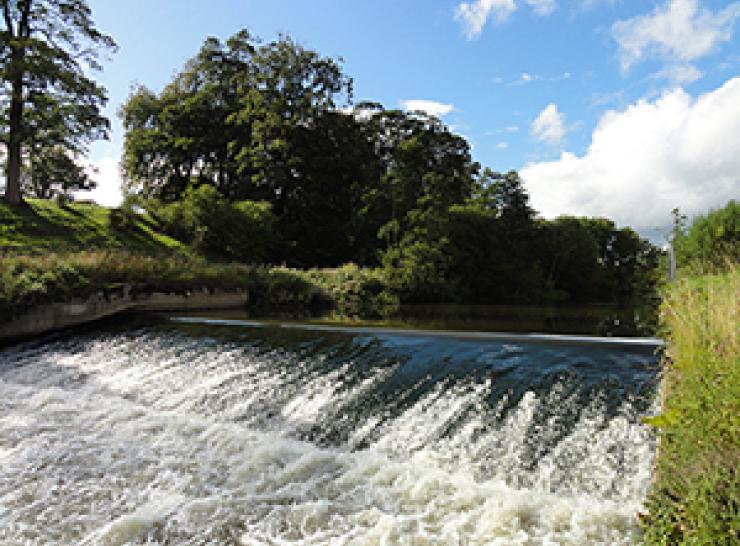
[0,326,658,545]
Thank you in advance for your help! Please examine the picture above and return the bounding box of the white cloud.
[521,78,740,232]
[531,103,566,144]
[654,63,703,85]
[76,156,123,207]
[507,72,540,86]
[400,99,455,117]
[613,0,740,72]
[496,141,509,149]
[455,0,517,39]
[525,0,557,16]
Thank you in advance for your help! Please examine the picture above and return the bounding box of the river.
[0,315,661,545]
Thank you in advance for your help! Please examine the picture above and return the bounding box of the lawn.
[0,198,185,252]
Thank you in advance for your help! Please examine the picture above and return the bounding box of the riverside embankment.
[641,270,738,545]
[0,251,400,343]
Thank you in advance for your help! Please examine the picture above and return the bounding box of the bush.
[674,200,739,273]
[304,263,400,318]
[0,252,397,324]
[151,185,276,262]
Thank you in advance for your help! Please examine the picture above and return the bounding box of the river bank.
[642,270,738,545]
[0,251,401,342]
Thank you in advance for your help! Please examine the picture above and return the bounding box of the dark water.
[0,316,661,545]
[173,301,659,337]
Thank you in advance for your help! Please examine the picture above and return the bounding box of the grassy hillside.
[0,199,185,252]
[642,270,739,545]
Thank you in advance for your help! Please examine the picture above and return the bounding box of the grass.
[642,269,739,545]
[0,200,400,321]
[0,198,185,252]
[0,251,401,324]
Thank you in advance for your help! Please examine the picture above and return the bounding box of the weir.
[0,317,661,545]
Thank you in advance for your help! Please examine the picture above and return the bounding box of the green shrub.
[0,252,397,324]
[304,263,400,318]
[151,186,276,262]
[674,200,739,274]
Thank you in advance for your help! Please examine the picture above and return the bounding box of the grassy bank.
[0,251,399,324]
[0,200,399,322]
[642,270,738,545]
[0,198,185,252]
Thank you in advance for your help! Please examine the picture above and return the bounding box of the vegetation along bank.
[640,202,738,546]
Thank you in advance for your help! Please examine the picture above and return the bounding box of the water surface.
[0,317,660,545]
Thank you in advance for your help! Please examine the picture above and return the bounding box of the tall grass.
[0,252,399,323]
[642,268,739,545]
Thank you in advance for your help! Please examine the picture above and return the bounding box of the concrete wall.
[0,288,249,342]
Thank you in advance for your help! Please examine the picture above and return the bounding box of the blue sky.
[84,0,740,241]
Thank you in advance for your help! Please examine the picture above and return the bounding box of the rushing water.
[0,317,661,545]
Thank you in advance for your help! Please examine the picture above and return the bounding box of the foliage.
[538,216,660,304]
[0,251,255,320]
[672,200,739,273]
[151,185,276,262]
[24,146,96,198]
[0,250,399,324]
[299,264,399,318]
[0,0,115,202]
[381,193,456,302]
[642,270,739,545]
[120,30,484,269]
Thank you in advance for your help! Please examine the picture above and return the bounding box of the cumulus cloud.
[525,0,557,16]
[531,103,566,144]
[400,99,455,117]
[455,0,517,39]
[613,0,740,72]
[521,78,740,232]
[76,156,124,207]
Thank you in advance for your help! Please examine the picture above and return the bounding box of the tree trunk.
[3,0,32,204]
[5,68,24,204]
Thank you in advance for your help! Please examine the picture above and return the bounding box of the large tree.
[0,0,115,203]
[121,30,258,201]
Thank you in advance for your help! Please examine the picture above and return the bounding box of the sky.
[82,0,740,242]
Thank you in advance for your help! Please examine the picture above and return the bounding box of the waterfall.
[0,319,660,545]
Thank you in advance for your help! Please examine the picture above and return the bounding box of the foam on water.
[0,323,659,545]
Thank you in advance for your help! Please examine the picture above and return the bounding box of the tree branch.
[19,0,31,38]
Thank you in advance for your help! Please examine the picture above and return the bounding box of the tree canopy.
[0,0,115,202]
[117,29,662,306]
[673,200,739,272]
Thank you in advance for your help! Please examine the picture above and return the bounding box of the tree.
[121,30,258,201]
[1,0,115,203]
[231,34,353,212]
